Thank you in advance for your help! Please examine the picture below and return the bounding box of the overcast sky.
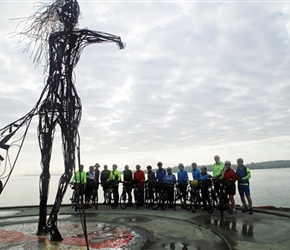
[0,0,290,175]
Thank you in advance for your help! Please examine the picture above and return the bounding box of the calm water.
[0,168,289,208]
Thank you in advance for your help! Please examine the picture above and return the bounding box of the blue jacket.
[192,168,201,180]
[199,172,209,181]
[177,169,188,185]
[236,165,251,186]
[156,168,166,182]
[164,174,176,184]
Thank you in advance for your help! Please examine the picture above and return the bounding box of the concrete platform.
[0,205,289,249]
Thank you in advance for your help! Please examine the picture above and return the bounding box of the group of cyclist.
[71,155,253,215]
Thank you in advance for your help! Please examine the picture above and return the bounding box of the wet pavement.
[0,204,289,249]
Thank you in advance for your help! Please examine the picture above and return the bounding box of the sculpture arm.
[82,30,125,49]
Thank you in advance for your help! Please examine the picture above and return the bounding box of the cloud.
[0,1,289,175]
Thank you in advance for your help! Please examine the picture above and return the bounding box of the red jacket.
[134,170,145,187]
[223,168,237,183]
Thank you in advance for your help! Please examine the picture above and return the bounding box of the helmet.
[191,162,197,167]
[224,160,231,165]
[178,163,184,168]
[191,180,199,187]
[157,162,163,167]
[94,163,100,168]
[237,158,243,163]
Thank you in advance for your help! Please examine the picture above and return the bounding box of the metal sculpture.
[0,0,124,241]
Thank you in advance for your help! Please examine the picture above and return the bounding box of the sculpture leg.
[37,115,55,236]
[47,125,77,241]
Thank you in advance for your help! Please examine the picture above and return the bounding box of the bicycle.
[144,181,151,208]
[156,182,170,210]
[173,183,189,211]
[213,178,231,217]
[104,180,119,209]
[189,180,202,213]
[199,178,215,214]
[103,182,110,205]
[148,181,159,210]
[70,182,85,212]
[119,181,132,209]
[144,181,158,209]
[132,179,144,209]
[90,182,99,210]
[84,181,99,209]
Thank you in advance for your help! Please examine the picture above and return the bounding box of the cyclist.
[146,165,156,200]
[156,161,166,183]
[100,165,110,204]
[147,165,156,182]
[92,163,100,205]
[123,165,133,206]
[222,160,237,214]
[236,158,253,214]
[94,163,100,187]
[71,164,87,204]
[199,166,211,210]
[177,163,188,208]
[107,164,121,207]
[191,162,201,180]
[134,164,145,206]
[164,167,176,208]
[85,166,95,207]
[213,155,225,193]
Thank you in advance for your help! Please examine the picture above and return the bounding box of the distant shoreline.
[15,160,290,177]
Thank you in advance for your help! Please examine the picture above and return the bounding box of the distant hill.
[150,160,290,173]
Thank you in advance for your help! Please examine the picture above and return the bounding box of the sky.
[0,0,290,176]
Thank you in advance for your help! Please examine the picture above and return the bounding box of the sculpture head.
[58,0,80,30]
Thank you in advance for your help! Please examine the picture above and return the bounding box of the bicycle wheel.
[104,190,110,205]
[71,190,76,208]
[119,191,128,209]
[173,189,178,211]
[92,190,98,210]
[134,189,140,209]
[181,190,190,211]
[186,190,191,211]
[144,189,151,208]
[205,191,215,214]
[110,190,116,209]
[151,190,159,210]
[190,193,198,213]
[160,191,169,210]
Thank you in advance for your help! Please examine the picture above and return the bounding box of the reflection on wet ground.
[210,218,253,237]
[195,214,255,236]
[115,216,151,223]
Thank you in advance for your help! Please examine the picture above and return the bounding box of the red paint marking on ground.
[63,234,133,248]
[0,229,37,243]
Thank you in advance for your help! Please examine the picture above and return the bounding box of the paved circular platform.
[0,211,230,250]
[0,205,290,250]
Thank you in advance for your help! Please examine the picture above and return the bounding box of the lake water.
[0,168,289,208]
